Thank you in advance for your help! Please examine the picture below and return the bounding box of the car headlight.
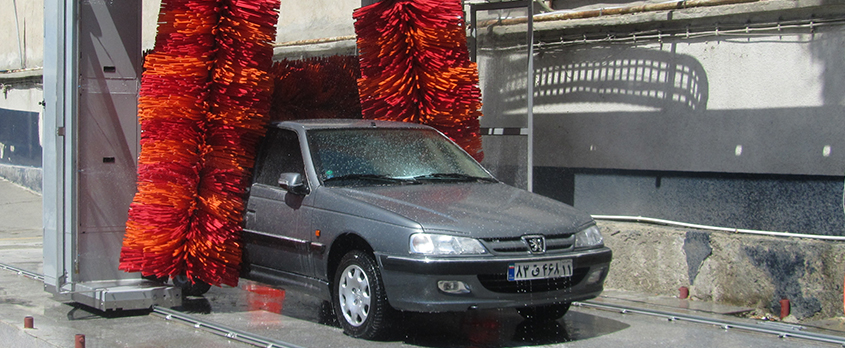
[574,225,603,248]
[410,233,488,255]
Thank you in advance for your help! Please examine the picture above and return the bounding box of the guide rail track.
[575,301,845,346]
[151,306,307,348]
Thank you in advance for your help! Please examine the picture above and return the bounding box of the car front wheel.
[516,302,571,321]
[332,250,394,339]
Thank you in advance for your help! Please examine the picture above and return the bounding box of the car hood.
[315,183,594,238]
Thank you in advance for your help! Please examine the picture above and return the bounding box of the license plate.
[507,259,573,281]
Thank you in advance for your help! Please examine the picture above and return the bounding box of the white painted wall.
[142,0,162,52]
[0,86,42,113]
[0,0,44,70]
[140,0,361,51]
[275,2,359,43]
[0,0,361,69]
[1,0,363,164]
[690,34,828,110]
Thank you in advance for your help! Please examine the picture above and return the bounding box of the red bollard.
[780,298,790,319]
[679,286,689,299]
[23,316,33,329]
[75,334,85,348]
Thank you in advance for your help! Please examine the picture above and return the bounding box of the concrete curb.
[0,164,42,193]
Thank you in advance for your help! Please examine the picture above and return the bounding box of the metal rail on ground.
[577,301,845,346]
[151,306,308,348]
[0,262,44,281]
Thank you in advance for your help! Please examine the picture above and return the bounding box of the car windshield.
[307,128,495,186]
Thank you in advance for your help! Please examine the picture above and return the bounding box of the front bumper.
[376,247,612,312]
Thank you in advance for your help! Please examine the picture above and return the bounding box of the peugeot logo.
[522,235,546,254]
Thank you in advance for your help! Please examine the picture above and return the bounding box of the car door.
[243,127,315,278]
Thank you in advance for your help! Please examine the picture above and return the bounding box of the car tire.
[516,302,571,321]
[332,250,394,340]
[172,274,211,296]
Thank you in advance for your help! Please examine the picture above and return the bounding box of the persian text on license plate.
[507,259,573,281]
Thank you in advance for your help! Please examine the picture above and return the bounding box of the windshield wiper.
[412,173,497,183]
[323,174,417,185]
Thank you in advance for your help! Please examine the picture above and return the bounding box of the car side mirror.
[278,172,310,195]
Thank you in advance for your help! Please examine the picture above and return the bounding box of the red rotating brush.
[354,0,484,161]
[120,0,280,288]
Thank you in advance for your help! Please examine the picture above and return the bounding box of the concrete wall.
[275,2,359,43]
[478,0,845,177]
[600,220,845,320]
[0,164,41,193]
[0,72,43,192]
[141,0,362,51]
[142,0,161,52]
[476,0,845,235]
[0,0,43,71]
[0,80,42,114]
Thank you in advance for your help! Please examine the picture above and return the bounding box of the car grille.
[479,233,575,254]
[477,268,588,293]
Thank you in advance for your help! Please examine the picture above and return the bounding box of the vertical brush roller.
[354,0,484,161]
[120,0,219,278]
[186,0,281,287]
[121,0,280,288]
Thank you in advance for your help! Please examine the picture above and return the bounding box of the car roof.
[271,119,434,132]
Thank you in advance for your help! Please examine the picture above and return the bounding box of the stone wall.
[599,220,845,320]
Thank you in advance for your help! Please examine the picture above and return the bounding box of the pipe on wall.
[538,0,761,22]
[593,215,845,241]
[475,0,761,27]
[274,35,356,47]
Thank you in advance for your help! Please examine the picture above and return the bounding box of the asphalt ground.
[2,177,845,347]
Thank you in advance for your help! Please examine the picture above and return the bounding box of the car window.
[253,128,305,186]
[307,128,492,186]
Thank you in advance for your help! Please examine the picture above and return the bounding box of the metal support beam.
[42,0,76,294]
[526,0,535,192]
[470,1,535,191]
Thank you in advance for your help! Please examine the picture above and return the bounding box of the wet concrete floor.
[173,281,843,348]
[1,177,844,347]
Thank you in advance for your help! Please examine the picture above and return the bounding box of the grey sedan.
[239,119,612,339]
